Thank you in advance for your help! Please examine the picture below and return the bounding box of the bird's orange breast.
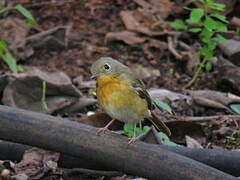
[96,75,148,123]
[96,75,130,108]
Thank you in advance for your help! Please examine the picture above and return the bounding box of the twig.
[0,105,236,179]
[25,0,77,8]
[0,7,12,14]
[182,58,207,89]
[179,41,192,51]
[168,36,182,59]
[41,81,48,112]
[26,25,68,42]
[1,140,240,177]
[167,115,240,123]
[64,168,123,177]
[231,17,240,28]
[64,23,72,48]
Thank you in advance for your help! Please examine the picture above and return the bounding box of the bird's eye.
[104,63,111,70]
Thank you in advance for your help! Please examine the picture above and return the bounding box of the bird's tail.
[148,111,171,136]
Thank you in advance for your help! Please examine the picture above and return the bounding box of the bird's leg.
[139,120,142,130]
[128,121,146,144]
[128,123,137,144]
[97,119,115,134]
[134,123,136,137]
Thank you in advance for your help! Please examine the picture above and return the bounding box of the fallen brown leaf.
[79,112,123,130]
[14,148,59,179]
[131,64,160,79]
[105,31,146,45]
[2,69,81,113]
[185,135,203,148]
[0,17,33,59]
[186,89,240,111]
[119,0,175,36]
[167,121,206,145]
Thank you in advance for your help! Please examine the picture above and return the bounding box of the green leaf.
[14,4,36,25]
[200,28,213,43]
[209,2,226,11]
[17,65,25,72]
[158,132,169,141]
[122,123,148,137]
[200,46,213,59]
[158,132,182,146]
[114,130,125,135]
[124,123,134,133]
[0,40,18,73]
[187,8,204,24]
[214,21,227,32]
[189,0,202,2]
[215,34,227,43]
[0,40,7,49]
[0,50,18,73]
[153,99,172,114]
[143,126,151,132]
[135,128,143,136]
[205,0,225,11]
[210,13,228,23]
[170,19,188,30]
[189,28,202,33]
[207,40,216,51]
[229,104,240,114]
[237,27,240,34]
[203,16,217,30]
[205,62,212,72]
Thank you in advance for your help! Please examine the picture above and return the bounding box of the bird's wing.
[129,76,171,136]
[149,111,171,136]
[132,79,155,110]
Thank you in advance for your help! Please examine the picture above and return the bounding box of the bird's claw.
[97,127,109,135]
[128,137,137,145]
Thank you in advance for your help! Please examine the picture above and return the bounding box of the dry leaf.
[0,17,33,59]
[186,90,240,112]
[14,148,59,179]
[167,121,206,145]
[2,69,81,113]
[79,112,123,130]
[185,135,203,148]
[105,31,146,45]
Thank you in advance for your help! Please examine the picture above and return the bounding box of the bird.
[90,57,171,143]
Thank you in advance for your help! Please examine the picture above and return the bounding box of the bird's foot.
[97,127,109,135]
[128,137,138,145]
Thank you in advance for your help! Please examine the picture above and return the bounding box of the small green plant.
[0,4,36,73]
[226,131,240,146]
[115,99,172,137]
[158,132,182,146]
[171,0,228,88]
[226,135,237,145]
[117,124,181,146]
[152,99,172,114]
[41,81,48,112]
[0,40,22,73]
[117,123,149,137]
[229,104,240,114]
[0,4,36,25]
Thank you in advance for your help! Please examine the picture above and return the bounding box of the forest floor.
[1,0,240,179]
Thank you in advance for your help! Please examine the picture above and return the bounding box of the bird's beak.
[91,74,98,79]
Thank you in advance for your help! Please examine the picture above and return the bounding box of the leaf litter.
[1,0,240,179]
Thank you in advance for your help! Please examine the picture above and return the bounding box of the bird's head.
[90,57,128,79]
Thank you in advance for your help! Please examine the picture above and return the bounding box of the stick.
[0,105,236,179]
[63,168,123,177]
[0,140,240,176]
[166,115,240,122]
[168,36,182,59]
